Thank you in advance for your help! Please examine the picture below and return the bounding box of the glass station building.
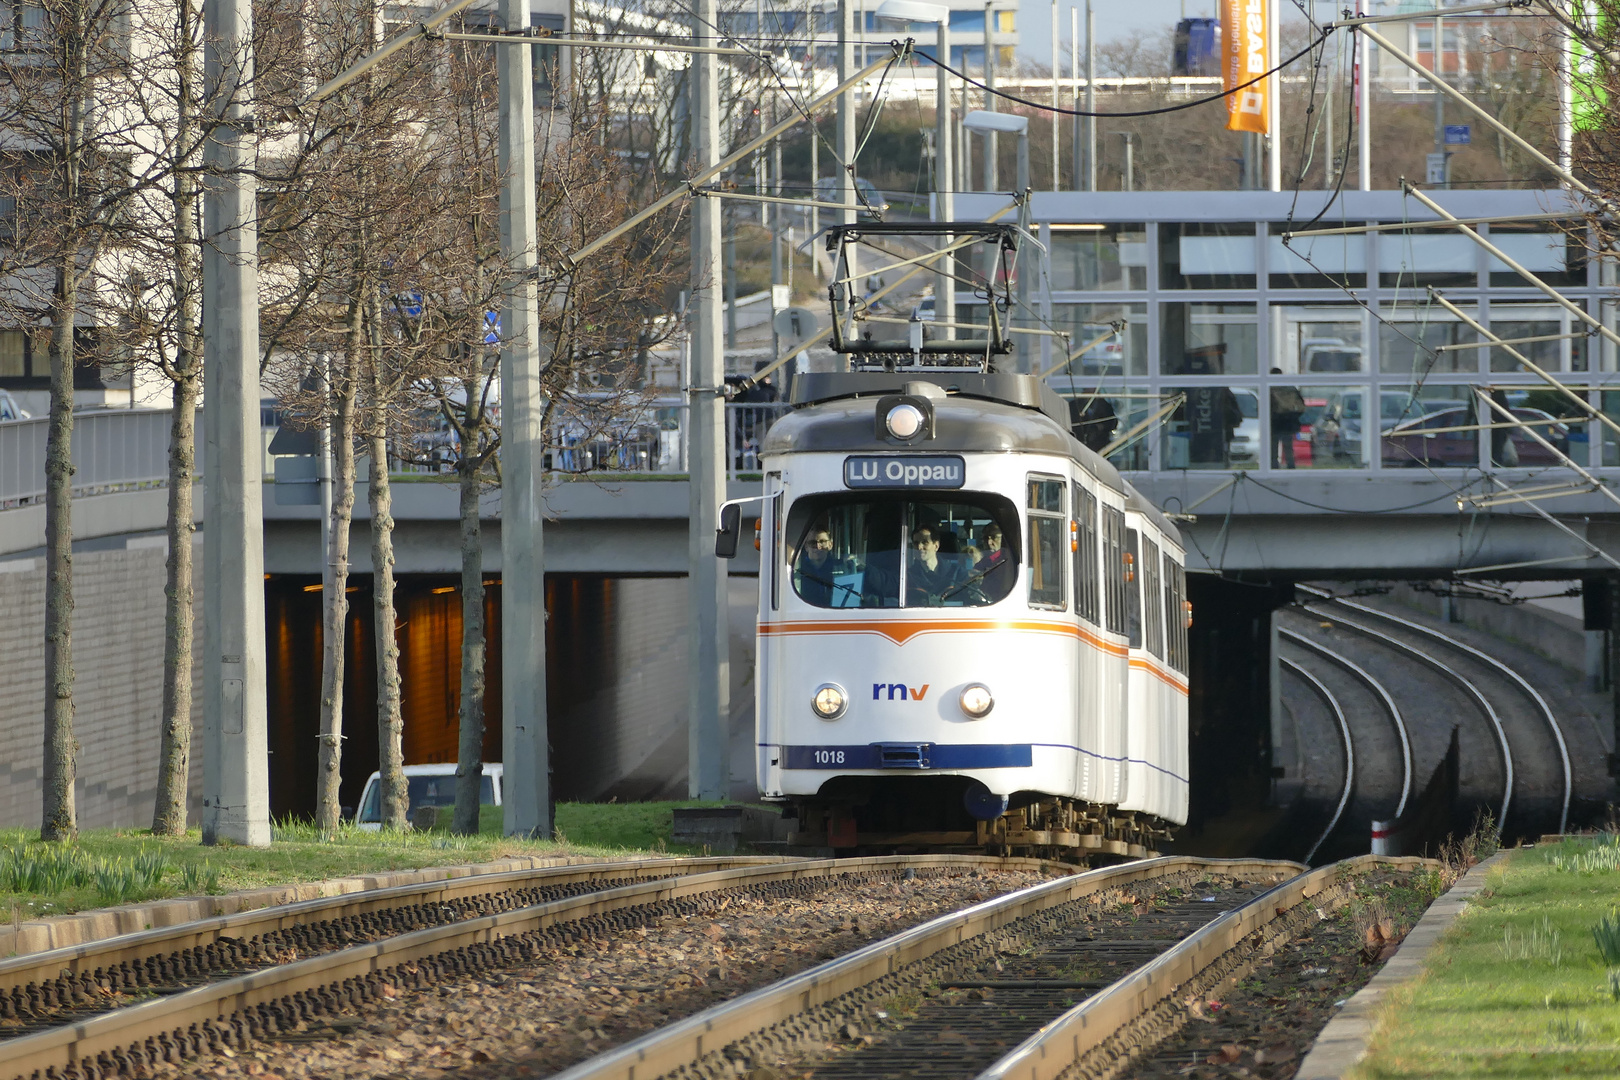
[952,189,1616,476]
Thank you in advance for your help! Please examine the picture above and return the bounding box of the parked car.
[1324,391,1426,462]
[1292,395,1331,467]
[1229,388,1259,463]
[1301,338,1364,373]
[354,762,503,830]
[0,389,30,421]
[1077,322,1126,376]
[1382,406,1568,468]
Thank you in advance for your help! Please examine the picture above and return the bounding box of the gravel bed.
[754,873,1272,1080]
[1123,868,1434,1080]
[153,867,1051,1080]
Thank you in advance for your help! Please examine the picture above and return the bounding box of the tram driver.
[906,525,966,606]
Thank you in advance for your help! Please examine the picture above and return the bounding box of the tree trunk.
[368,363,406,832]
[314,302,361,834]
[153,18,203,833]
[152,372,198,835]
[41,264,78,842]
[452,445,487,835]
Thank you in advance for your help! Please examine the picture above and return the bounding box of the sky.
[1014,0,1333,67]
[1014,0,1219,67]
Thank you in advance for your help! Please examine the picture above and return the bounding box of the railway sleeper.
[663,869,1237,1080]
[14,868,930,1080]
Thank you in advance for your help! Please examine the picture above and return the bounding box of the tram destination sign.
[844,455,966,489]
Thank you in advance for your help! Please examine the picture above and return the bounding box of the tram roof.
[769,370,1125,489]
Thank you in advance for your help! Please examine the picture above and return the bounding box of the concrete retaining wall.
[0,537,205,831]
[1388,583,1587,675]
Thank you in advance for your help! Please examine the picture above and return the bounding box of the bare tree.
[257,0,445,833]
[0,0,198,839]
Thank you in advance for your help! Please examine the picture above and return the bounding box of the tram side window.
[1142,536,1164,659]
[784,493,1020,609]
[1124,529,1143,648]
[1164,555,1188,673]
[1102,506,1127,635]
[1072,483,1100,625]
[767,472,782,611]
[1027,477,1066,609]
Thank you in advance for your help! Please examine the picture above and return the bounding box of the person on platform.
[1269,368,1307,470]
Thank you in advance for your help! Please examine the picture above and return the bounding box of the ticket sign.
[844,455,966,489]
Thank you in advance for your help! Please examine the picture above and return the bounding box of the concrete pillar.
[200,0,270,846]
[688,0,730,799]
[498,0,552,837]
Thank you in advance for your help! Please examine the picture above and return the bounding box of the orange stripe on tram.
[758,618,1131,657]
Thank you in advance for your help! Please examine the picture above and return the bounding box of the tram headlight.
[811,683,848,720]
[959,683,994,719]
[885,403,926,440]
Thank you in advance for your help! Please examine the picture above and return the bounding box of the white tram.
[721,370,1190,859]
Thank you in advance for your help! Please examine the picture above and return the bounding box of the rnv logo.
[872,683,929,701]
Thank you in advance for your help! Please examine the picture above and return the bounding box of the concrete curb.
[0,852,618,958]
[1295,848,1512,1080]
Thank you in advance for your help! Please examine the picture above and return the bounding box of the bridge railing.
[0,409,183,509]
[393,402,793,480]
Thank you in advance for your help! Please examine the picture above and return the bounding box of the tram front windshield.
[788,494,1018,608]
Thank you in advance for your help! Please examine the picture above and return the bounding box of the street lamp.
[877,0,952,340]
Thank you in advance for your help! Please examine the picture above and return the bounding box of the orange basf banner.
[1221,0,1269,134]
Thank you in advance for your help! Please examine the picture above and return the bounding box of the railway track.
[1277,620,1414,862]
[1299,586,1571,839]
[546,855,1434,1080]
[0,854,1055,1080]
[1276,655,1353,863]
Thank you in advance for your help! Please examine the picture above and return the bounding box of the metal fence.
[0,402,794,509]
[0,408,184,509]
[394,402,793,480]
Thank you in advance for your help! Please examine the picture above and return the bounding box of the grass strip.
[0,799,742,918]
[1353,836,1620,1078]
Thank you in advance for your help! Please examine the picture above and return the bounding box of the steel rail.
[1296,586,1516,831]
[543,857,1303,1080]
[975,855,1439,1080]
[1277,655,1355,865]
[1280,626,1414,818]
[0,856,1050,1080]
[0,855,783,993]
[1304,587,1572,835]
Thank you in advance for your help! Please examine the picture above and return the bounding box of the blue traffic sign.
[1444,125,1471,145]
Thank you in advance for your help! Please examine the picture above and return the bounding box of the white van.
[355,763,503,830]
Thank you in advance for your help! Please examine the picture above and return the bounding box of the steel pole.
[936,18,954,341]
[688,0,730,799]
[983,0,997,191]
[1433,5,1446,188]
[1070,6,1080,189]
[201,0,269,847]
[837,0,857,351]
[1356,7,1370,190]
[1050,0,1058,190]
[1267,0,1280,191]
[1085,0,1095,192]
[497,0,551,838]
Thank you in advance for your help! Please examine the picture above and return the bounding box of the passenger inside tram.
[786,497,1019,609]
[792,526,855,606]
